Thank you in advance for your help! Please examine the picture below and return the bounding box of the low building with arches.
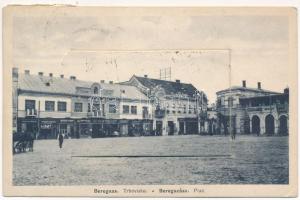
[216,80,289,136]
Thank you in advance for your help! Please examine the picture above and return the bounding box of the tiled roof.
[134,75,202,98]
[216,86,282,95]
[18,74,148,100]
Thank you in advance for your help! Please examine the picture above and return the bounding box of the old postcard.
[2,6,298,197]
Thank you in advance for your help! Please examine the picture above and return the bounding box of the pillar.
[260,115,265,135]
[184,121,187,134]
[275,117,279,135]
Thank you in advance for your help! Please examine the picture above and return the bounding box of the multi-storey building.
[121,75,208,136]
[13,68,152,139]
[216,80,289,135]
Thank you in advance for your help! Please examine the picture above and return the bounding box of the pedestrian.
[58,133,64,148]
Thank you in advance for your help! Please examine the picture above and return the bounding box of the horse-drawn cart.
[13,132,34,154]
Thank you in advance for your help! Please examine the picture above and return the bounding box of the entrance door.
[168,121,174,135]
[179,122,184,135]
[252,115,260,135]
[156,121,162,136]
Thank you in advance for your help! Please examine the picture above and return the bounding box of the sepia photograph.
[2,6,297,197]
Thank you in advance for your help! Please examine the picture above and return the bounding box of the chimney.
[284,88,289,94]
[109,81,113,84]
[38,72,43,76]
[24,70,30,75]
[257,82,261,89]
[60,74,64,78]
[242,80,246,88]
[175,79,180,83]
[12,67,18,79]
[100,80,105,83]
[70,76,76,80]
[144,75,148,78]
[49,73,53,77]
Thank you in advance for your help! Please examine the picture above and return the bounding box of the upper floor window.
[109,104,117,113]
[228,97,234,107]
[131,106,137,114]
[45,101,55,111]
[122,105,130,114]
[25,99,35,110]
[74,102,83,112]
[57,101,67,112]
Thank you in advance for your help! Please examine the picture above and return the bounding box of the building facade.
[122,75,208,136]
[13,68,152,139]
[216,80,289,135]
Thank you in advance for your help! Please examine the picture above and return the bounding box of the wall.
[18,93,72,118]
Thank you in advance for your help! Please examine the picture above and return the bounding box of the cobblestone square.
[13,135,288,185]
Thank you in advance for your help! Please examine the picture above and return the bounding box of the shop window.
[74,102,83,112]
[58,101,67,112]
[45,101,55,111]
[109,104,117,113]
[131,106,137,114]
[123,105,129,114]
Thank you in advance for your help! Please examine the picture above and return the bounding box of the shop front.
[18,118,38,137]
[178,118,199,135]
[59,119,75,138]
[76,119,92,138]
[39,119,58,139]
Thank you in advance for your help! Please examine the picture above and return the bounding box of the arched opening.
[251,115,260,135]
[279,115,288,135]
[265,114,275,135]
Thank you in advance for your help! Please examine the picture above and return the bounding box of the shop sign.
[77,119,91,123]
[60,119,74,123]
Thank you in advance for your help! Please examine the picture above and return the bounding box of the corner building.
[13,68,152,139]
[122,75,208,136]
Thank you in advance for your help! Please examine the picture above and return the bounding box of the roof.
[216,86,282,95]
[133,75,203,98]
[239,93,289,101]
[18,74,148,100]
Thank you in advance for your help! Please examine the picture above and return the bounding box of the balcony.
[87,111,105,118]
[154,109,166,118]
[276,104,288,113]
[26,109,37,117]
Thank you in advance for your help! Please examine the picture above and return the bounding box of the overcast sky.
[12,7,290,103]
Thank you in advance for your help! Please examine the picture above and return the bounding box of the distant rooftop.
[131,75,207,100]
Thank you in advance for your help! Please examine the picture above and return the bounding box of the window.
[57,101,67,112]
[123,105,129,114]
[45,101,55,111]
[94,87,99,94]
[109,104,117,113]
[131,106,137,114]
[74,103,83,112]
[25,99,35,110]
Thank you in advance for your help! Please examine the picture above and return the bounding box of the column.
[260,116,265,135]
[184,121,187,134]
[274,117,279,135]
